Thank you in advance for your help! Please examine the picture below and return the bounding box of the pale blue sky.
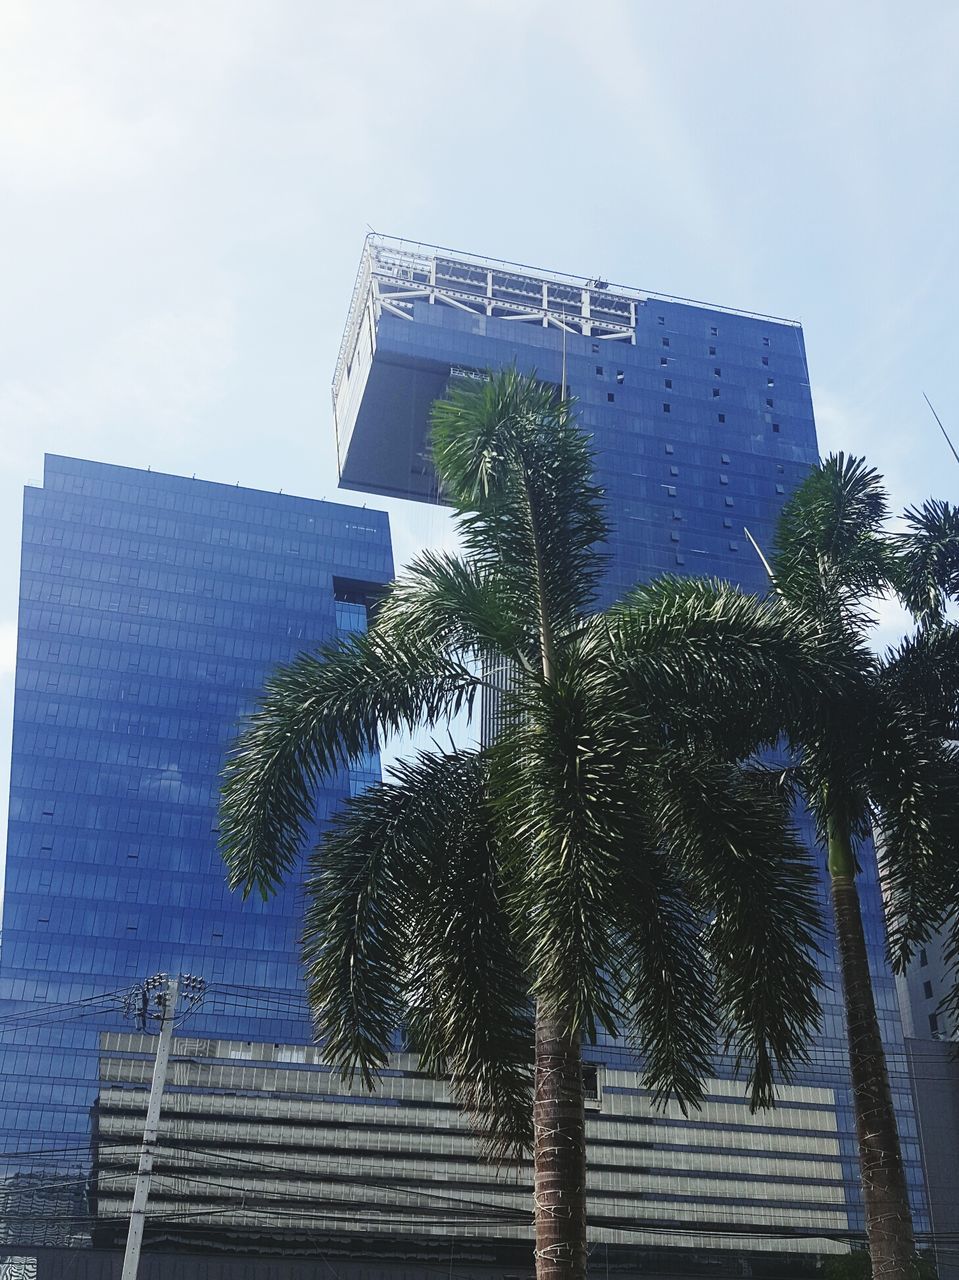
[1,1,958,847]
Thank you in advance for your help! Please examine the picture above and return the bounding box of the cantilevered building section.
[332,234,931,1257]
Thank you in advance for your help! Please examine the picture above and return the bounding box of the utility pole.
[120,973,178,1280]
[116,972,204,1280]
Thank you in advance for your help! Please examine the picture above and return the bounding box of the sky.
[1,1,958,848]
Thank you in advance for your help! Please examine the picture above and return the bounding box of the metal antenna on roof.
[561,303,568,402]
[923,392,959,467]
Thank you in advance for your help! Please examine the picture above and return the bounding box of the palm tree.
[219,371,836,1280]
[766,455,959,1278]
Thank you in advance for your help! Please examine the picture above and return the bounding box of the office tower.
[331,235,931,1261]
[0,456,392,1258]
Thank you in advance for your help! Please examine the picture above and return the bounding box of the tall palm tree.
[220,371,838,1280]
[766,455,959,1278]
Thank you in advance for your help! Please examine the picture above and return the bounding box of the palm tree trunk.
[827,815,916,1275]
[533,1006,587,1280]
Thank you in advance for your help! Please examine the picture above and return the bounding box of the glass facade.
[332,237,930,1255]
[0,456,393,1248]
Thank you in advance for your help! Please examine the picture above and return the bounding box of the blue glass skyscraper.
[0,456,392,1252]
[331,235,930,1257]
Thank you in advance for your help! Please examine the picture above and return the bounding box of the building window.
[670,465,679,476]
[721,453,730,463]
[662,337,670,347]
[720,475,729,485]
[665,444,674,454]
[665,485,677,497]
[923,981,933,999]
[723,517,733,528]
[592,342,600,353]
[616,370,625,384]
[718,413,726,423]
[767,378,775,387]
[663,402,671,413]
[658,316,665,325]
[766,398,774,407]
[709,345,716,356]
[712,388,720,398]
[710,326,718,336]
[729,540,740,551]
[713,367,721,377]
[772,422,781,433]
[660,356,668,366]
[762,356,769,366]
[920,948,929,967]
[929,1012,940,1035]
[607,392,615,402]
[675,553,685,565]
[673,508,682,520]
[595,365,604,376]
[776,484,785,494]
[664,378,672,389]
[724,497,734,507]
[671,531,680,543]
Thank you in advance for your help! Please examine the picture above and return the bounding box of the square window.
[712,388,720,398]
[728,540,739,551]
[718,413,726,423]
[721,453,730,463]
[772,423,781,433]
[709,345,716,356]
[920,949,929,967]
[670,531,680,543]
[710,326,718,336]
[658,316,665,325]
[607,392,615,402]
[923,981,933,999]
[665,444,674,454]
[776,484,785,494]
[595,365,604,375]
[767,378,775,387]
[664,379,672,389]
[662,337,670,347]
[713,367,721,377]
[724,496,734,507]
[660,356,668,366]
[762,336,770,347]
[766,398,774,407]
[762,356,769,366]
[592,342,600,353]
[672,508,682,520]
[675,553,685,565]
[616,370,625,384]
[723,517,733,528]
[670,465,679,476]
[665,485,677,497]
[720,475,729,485]
[663,402,671,413]
[777,464,784,473]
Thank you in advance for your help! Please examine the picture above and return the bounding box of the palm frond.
[606,576,865,756]
[430,368,609,633]
[611,832,717,1109]
[773,453,898,627]
[867,713,959,966]
[879,623,959,740]
[378,548,537,672]
[894,498,959,628]
[303,747,533,1156]
[651,755,824,1109]
[489,665,635,1041]
[220,627,479,898]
